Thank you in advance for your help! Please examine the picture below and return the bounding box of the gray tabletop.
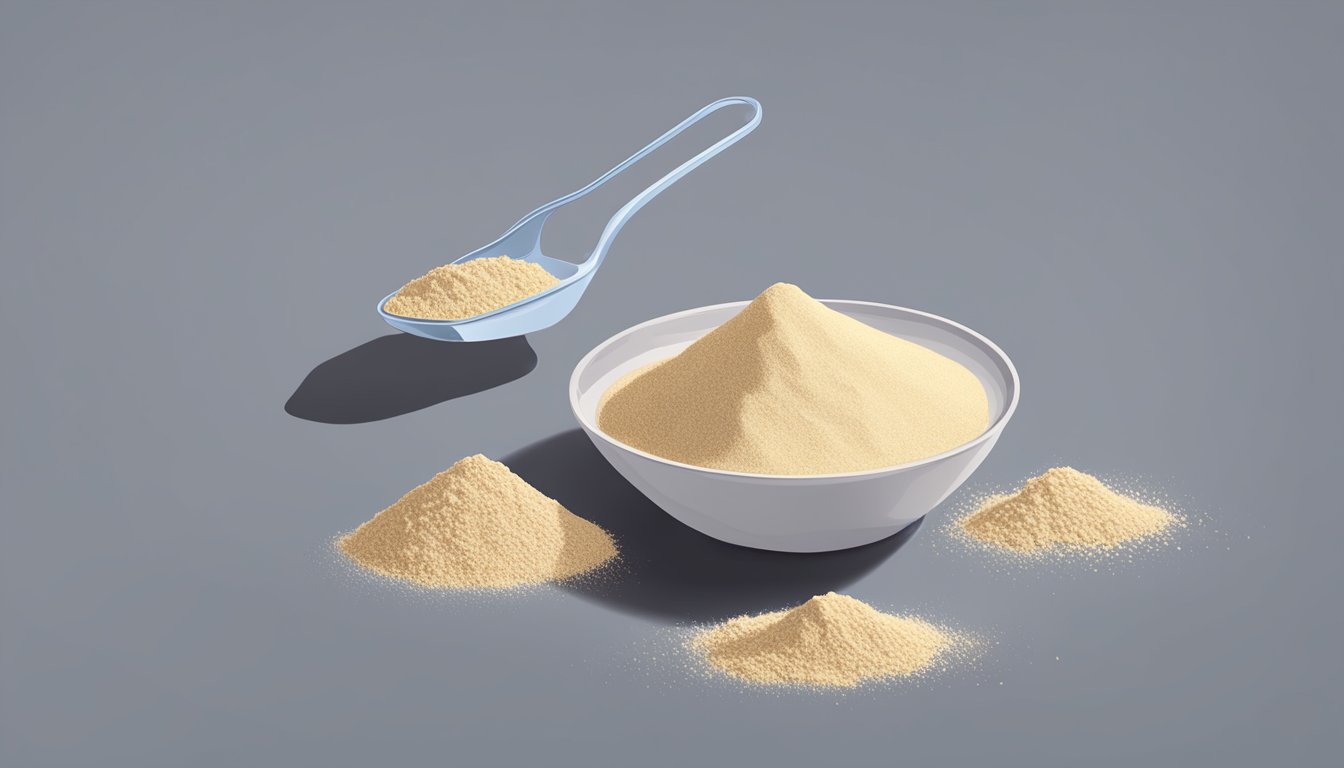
[3,2,1341,766]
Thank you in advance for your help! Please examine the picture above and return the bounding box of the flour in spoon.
[385,255,559,320]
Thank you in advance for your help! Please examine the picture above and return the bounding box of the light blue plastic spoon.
[377,96,762,342]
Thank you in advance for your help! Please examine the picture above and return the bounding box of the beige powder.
[691,592,964,688]
[384,255,559,320]
[957,467,1178,554]
[339,454,617,589]
[597,283,990,475]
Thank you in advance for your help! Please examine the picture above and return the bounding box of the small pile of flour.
[384,255,559,320]
[957,467,1179,555]
[339,455,617,589]
[691,592,966,688]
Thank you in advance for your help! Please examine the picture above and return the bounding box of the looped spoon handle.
[503,97,762,271]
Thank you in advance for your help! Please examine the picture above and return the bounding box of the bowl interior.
[572,300,1018,463]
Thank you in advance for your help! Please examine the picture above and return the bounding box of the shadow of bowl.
[504,430,919,623]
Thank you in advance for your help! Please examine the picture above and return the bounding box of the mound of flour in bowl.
[597,283,989,475]
[691,592,969,688]
[384,255,558,320]
[339,455,617,589]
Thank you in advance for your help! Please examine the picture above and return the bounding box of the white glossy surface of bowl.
[569,300,1019,552]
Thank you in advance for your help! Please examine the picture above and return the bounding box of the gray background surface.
[3,1,1341,766]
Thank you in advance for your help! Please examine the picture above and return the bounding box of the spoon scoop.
[378,96,762,342]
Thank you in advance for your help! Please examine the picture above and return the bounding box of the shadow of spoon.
[285,334,536,424]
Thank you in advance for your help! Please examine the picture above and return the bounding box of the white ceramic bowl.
[569,299,1020,553]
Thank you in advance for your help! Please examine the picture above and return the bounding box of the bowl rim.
[569,298,1021,482]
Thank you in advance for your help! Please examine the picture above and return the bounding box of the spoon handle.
[588,97,761,269]
[504,97,762,267]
